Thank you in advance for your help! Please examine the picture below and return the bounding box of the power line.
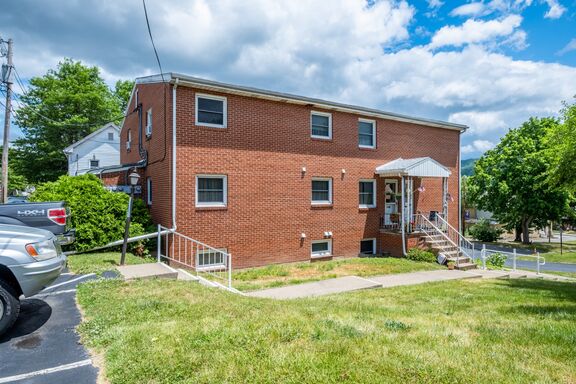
[143,0,165,83]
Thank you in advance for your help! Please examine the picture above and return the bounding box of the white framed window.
[195,94,227,128]
[359,179,376,208]
[311,177,332,205]
[360,238,376,255]
[385,179,398,203]
[358,119,376,148]
[146,177,152,205]
[196,175,227,207]
[197,247,227,269]
[126,130,132,151]
[89,159,99,169]
[146,108,152,137]
[311,239,332,258]
[108,132,114,141]
[134,89,139,108]
[311,111,332,139]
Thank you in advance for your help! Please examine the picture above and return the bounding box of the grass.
[77,278,576,384]
[66,252,155,275]
[232,257,443,291]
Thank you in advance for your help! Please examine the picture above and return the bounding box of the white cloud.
[430,15,523,49]
[427,0,444,9]
[450,2,486,17]
[543,0,566,18]
[462,140,496,154]
[448,111,508,135]
[558,38,576,56]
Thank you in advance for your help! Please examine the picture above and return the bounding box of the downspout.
[458,131,462,234]
[172,78,179,230]
[401,175,407,256]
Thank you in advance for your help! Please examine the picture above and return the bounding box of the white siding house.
[63,123,120,176]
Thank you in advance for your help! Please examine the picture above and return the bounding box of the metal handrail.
[434,214,475,258]
[480,244,545,275]
[414,214,467,267]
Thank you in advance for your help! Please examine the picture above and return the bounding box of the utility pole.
[1,38,13,204]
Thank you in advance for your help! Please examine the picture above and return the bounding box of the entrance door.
[384,179,398,225]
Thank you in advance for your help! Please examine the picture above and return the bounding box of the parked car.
[0,202,75,245]
[0,224,67,336]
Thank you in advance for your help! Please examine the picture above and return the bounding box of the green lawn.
[77,278,576,384]
[233,257,443,291]
[66,252,155,275]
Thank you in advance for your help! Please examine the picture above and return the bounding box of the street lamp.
[120,171,141,265]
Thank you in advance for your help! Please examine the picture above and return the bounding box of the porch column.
[442,177,448,223]
[401,175,407,256]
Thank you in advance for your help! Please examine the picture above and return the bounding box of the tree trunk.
[514,223,522,242]
[521,217,532,244]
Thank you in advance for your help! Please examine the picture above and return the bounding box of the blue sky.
[1,0,576,159]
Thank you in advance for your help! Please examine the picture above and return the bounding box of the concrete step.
[447,256,471,263]
[454,262,477,271]
[117,262,178,280]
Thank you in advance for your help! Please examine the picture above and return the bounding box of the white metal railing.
[380,213,401,231]
[435,214,475,260]
[157,225,233,288]
[413,214,465,267]
[480,244,545,275]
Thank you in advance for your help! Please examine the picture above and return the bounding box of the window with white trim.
[89,159,99,169]
[198,248,227,268]
[146,177,152,205]
[196,94,227,128]
[311,239,332,258]
[360,239,376,255]
[358,119,375,148]
[311,112,332,139]
[146,108,152,137]
[196,175,227,207]
[126,130,132,151]
[311,178,332,205]
[359,180,376,208]
[108,132,114,141]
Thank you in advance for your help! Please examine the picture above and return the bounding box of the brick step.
[454,262,477,270]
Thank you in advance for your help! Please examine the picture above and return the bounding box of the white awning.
[375,157,451,178]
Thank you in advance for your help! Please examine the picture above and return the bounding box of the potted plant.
[447,261,455,270]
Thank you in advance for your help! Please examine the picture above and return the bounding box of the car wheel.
[0,280,20,337]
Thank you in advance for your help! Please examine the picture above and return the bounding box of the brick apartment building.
[102,73,467,269]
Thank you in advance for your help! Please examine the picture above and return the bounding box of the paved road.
[471,244,576,273]
[0,272,101,384]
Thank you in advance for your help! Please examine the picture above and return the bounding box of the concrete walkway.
[245,269,575,300]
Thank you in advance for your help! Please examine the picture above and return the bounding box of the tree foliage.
[12,59,131,183]
[114,79,135,114]
[29,174,153,252]
[468,117,571,243]
[546,100,576,190]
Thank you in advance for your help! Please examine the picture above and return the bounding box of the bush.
[469,219,504,242]
[486,252,507,269]
[30,174,153,252]
[406,248,437,263]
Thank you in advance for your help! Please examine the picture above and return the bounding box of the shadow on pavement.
[0,298,52,343]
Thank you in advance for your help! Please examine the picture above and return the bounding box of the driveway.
[0,271,103,384]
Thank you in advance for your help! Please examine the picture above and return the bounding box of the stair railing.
[434,214,475,262]
[413,214,465,268]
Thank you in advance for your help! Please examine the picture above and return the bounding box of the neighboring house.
[63,123,120,176]
[104,73,467,269]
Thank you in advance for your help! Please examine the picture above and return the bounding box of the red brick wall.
[123,83,461,268]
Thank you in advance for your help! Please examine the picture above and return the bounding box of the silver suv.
[0,224,67,336]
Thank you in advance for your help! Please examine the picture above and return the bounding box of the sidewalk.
[245,269,575,300]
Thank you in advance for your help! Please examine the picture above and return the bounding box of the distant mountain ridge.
[461,158,478,177]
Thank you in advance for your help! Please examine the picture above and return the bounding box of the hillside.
[461,158,478,176]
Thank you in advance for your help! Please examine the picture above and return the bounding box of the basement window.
[311,239,332,258]
[196,94,227,128]
[360,239,376,255]
[197,248,227,269]
[196,175,227,207]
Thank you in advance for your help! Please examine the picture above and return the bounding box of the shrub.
[469,219,504,242]
[406,248,437,263]
[30,174,153,252]
[486,252,507,269]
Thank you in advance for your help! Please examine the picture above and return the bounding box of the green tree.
[12,59,129,183]
[0,148,29,194]
[469,117,571,244]
[114,79,135,113]
[547,100,576,190]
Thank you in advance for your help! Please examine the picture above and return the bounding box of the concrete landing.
[368,270,481,288]
[117,262,178,280]
[246,276,382,299]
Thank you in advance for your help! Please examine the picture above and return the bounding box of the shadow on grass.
[510,304,576,317]
[501,278,576,302]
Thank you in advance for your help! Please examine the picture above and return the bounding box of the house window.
[108,132,114,141]
[311,112,332,139]
[385,179,398,203]
[359,180,376,208]
[195,94,227,128]
[146,108,152,137]
[360,239,376,255]
[311,239,332,258]
[358,119,376,148]
[146,177,152,205]
[126,130,131,151]
[134,89,139,108]
[196,175,227,207]
[198,248,227,268]
[90,159,99,169]
[311,178,332,205]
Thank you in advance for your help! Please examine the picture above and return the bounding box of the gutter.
[172,78,179,230]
